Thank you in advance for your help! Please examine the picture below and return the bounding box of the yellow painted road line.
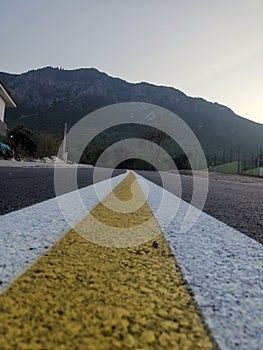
[0,173,213,350]
[134,172,263,349]
[0,172,127,291]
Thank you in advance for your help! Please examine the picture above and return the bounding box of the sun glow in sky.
[1,0,263,123]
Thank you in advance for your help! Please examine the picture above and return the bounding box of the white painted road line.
[0,173,126,292]
[135,172,263,350]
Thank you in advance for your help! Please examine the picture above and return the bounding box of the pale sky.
[1,0,263,123]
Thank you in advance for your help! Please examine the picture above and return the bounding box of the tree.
[36,134,60,158]
[143,128,166,146]
[173,153,190,170]
[9,125,37,156]
[142,128,167,166]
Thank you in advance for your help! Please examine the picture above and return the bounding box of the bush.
[36,134,60,158]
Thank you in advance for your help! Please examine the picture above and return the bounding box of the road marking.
[0,172,212,350]
[0,173,126,291]
[135,172,263,350]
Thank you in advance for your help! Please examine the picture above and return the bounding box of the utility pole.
[243,154,247,171]
[237,145,240,173]
[62,123,68,163]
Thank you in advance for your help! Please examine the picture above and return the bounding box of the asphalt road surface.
[0,167,125,215]
[1,167,262,245]
[137,170,263,245]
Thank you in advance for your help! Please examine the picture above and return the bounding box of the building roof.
[0,81,17,108]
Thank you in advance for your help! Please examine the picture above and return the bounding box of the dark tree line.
[6,125,60,158]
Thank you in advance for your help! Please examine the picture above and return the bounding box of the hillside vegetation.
[1,67,262,164]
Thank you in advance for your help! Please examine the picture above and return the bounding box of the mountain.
[0,66,262,159]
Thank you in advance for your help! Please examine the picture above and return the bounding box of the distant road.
[0,167,262,245]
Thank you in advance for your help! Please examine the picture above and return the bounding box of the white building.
[0,81,16,136]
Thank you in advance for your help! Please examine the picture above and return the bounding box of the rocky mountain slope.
[0,66,262,157]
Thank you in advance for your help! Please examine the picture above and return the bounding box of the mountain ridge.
[1,66,257,123]
[0,66,262,158]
